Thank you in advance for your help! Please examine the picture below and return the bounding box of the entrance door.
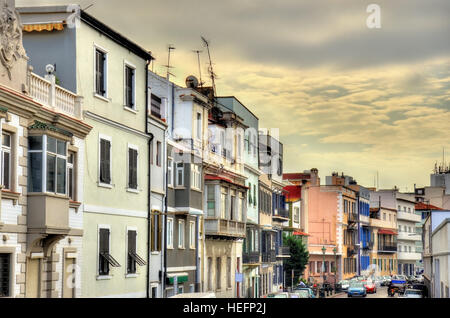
[63,257,75,298]
[26,258,40,298]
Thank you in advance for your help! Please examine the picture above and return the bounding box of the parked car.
[290,290,310,298]
[382,275,392,286]
[294,287,316,298]
[347,282,367,297]
[337,280,350,292]
[400,289,423,298]
[170,292,216,298]
[414,275,424,283]
[407,275,416,284]
[266,292,289,298]
[390,275,408,295]
[374,276,384,287]
[364,280,377,294]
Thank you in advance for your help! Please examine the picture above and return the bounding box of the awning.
[293,231,310,236]
[23,23,64,32]
[378,229,397,235]
[167,272,189,284]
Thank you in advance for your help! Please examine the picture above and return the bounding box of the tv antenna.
[192,50,204,88]
[201,36,217,97]
[163,45,176,80]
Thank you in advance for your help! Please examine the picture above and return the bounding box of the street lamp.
[333,247,337,293]
[321,246,326,297]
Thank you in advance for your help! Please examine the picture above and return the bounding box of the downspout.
[146,58,154,298]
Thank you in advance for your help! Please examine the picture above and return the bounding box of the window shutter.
[128,231,136,254]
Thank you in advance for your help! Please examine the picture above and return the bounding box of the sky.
[17,0,450,191]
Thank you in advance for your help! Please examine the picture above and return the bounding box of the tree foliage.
[283,234,309,287]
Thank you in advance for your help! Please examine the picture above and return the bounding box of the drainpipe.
[146,58,154,298]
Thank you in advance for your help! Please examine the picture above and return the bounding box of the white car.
[401,289,423,298]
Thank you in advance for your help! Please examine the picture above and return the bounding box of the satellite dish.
[186,75,199,88]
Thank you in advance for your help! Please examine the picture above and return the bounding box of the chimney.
[310,168,319,186]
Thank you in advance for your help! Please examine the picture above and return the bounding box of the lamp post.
[321,246,326,297]
[333,247,337,293]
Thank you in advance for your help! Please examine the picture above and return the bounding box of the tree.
[283,234,309,287]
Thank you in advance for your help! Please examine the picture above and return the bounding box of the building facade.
[20,5,153,297]
[1,0,91,298]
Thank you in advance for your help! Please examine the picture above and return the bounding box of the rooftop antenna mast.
[164,45,176,80]
[201,36,217,97]
[192,50,204,88]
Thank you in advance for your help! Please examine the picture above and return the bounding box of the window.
[156,141,161,167]
[196,112,202,140]
[221,187,228,219]
[383,213,386,221]
[127,230,146,274]
[167,218,174,249]
[178,286,184,294]
[176,163,184,187]
[151,94,162,118]
[167,158,173,187]
[128,147,138,190]
[0,254,10,297]
[253,185,256,206]
[227,257,232,288]
[255,230,259,251]
[230,190,236,220]
[189,221,196,249]
[178,219,185,249]
[1,133,11,190]
[99,138,111,184]
[294,207,300,224]
[216,257,221,290]
[28,135,67,194]
[248,183,252,205]
[191,165,201,190]
[238,192,244,222]
[95,48,107,97]
[151,211,162,252]
[124,64,135,109]
[99,228,120,276]
[207,185,215,217]
[67,151,75,200]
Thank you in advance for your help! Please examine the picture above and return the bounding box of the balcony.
[397,252,422,261]
[276,246,290,258]
[377,243,397,253]
[27,193,70,234]
[29,73,82,119]
[347,246,356,256]
[243,251,260,265]
[397,232,421,242]
[204,218,246,238]
[348,212,358,223]
[262,250,276,263]
[175,138,203,156]
[272,208,289,221]
[362,241,374,250]
[397,211,421,222]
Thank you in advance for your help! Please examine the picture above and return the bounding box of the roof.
[415,202,443,211]
[216,96,259,120]
[284,185,301,202]
[283,173,311,180]
[293,231,310,236]
[204,174,249,189]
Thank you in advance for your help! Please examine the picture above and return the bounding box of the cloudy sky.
[18,0,450,190]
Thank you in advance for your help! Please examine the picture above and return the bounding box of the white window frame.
[189,221,196,249]
[167,218,174,249]
[167,158,173,188]
[123,60,137,111]
[176,162,184,187]
[67,150,76,201]
[98,134,112,188]
[178,219,185,249]
[196,112,202,140]
[93,44,109,100]
[1,132,11,190]
[127,143,139,192]
[97,224,112,278]
[191,164,201,190]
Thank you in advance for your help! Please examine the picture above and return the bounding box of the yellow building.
[369,207,398,276]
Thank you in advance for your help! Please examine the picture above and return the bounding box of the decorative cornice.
[28,120,73,137]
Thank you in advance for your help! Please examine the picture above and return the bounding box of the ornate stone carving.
[0,1,27,80]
